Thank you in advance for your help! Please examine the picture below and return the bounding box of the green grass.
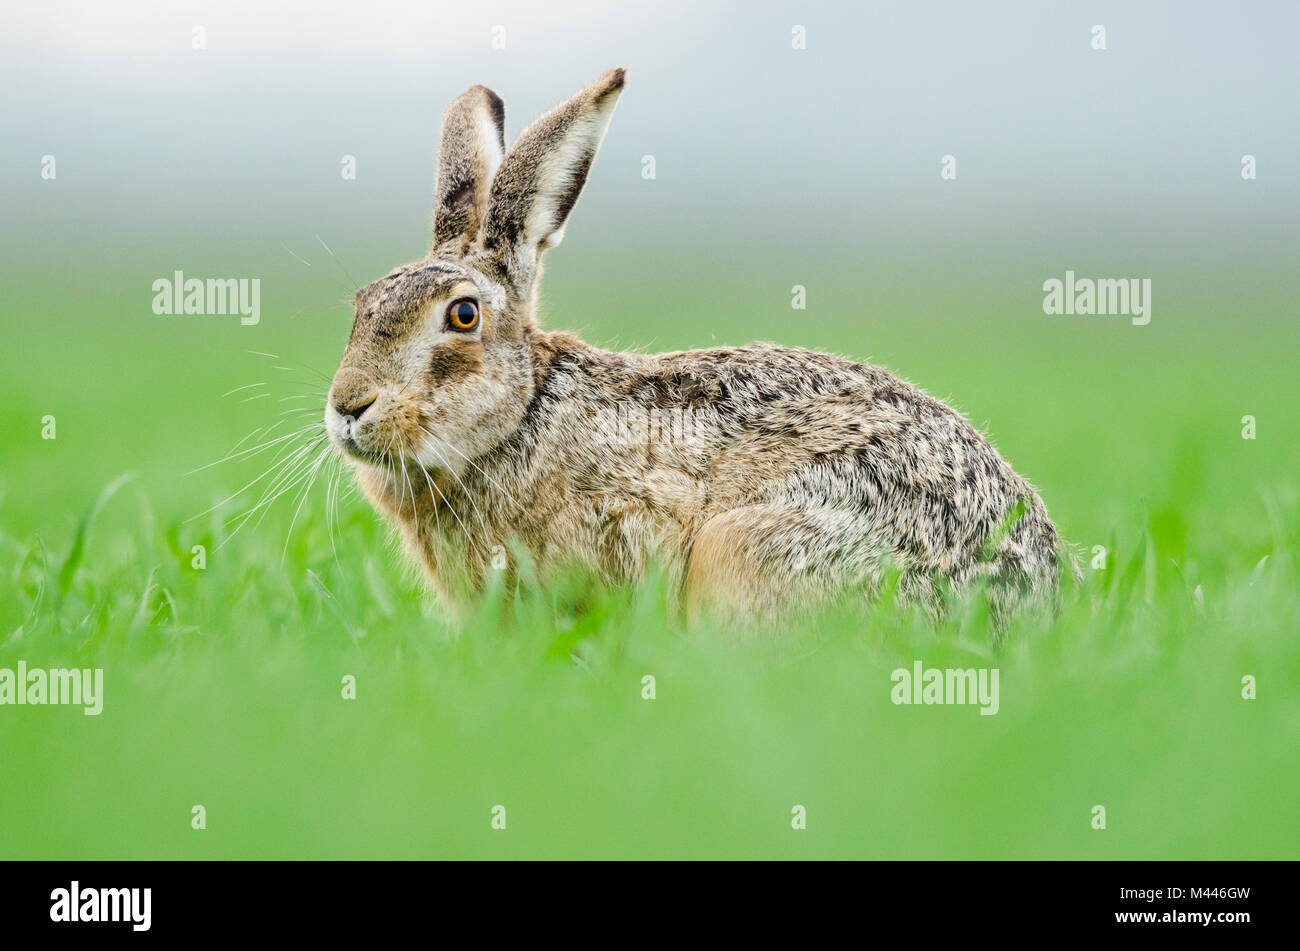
[1,270,1297,859]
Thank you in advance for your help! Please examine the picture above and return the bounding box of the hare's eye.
[446,299,480,332]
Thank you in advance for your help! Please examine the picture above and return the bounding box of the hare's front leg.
[684,504,863,628]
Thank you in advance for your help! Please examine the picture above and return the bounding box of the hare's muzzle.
[328,368,378,419]
[326,369,382,457]
[331,393,376,421]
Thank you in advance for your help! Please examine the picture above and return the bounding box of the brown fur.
[325,69,1074,629]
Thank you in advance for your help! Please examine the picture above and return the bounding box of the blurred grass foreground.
[1,272,1296,859]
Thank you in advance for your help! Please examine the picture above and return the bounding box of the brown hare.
[325,68,1070,628]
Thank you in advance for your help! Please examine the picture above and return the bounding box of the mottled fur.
[325,68,1071,629]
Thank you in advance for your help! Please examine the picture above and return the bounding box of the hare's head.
[326,68,625,473]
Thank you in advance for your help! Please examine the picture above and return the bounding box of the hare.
[325,67,1071,628]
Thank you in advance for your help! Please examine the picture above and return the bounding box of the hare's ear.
[432,84,506,253]
[479,68,625,287]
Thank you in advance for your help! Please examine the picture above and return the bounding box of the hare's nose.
[329,368,379,421]
[333,395,376,421]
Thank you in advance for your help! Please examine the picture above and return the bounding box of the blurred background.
[1,1,1297,858]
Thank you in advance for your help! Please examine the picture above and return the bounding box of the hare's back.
[667,344,1049,568]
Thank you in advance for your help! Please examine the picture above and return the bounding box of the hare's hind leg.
[685,504,872,629]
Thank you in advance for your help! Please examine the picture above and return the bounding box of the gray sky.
[3,1,1296,295]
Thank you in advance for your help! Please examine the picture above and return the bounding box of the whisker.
[423,440,492,539]
[186,423,323,475]
[221,382,267,398]
[194,433,322,525]
[414,456,444,539]
[217,436,329,549]
[245,348,334,386]
[418,424,529,515]
[316,233,359,289]
[281,445,332,560]
[223,426,264,457]
[394,432,419,520]
[281,244,313,268]
[325,453,344,568]
[408,446,477,557]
